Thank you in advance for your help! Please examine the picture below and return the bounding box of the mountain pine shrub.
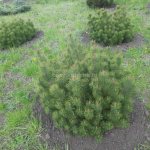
[88,7,134,46]
[87,0,114,8]
[0,0,31,15]
[0,19,36,49]
[38,42,135,139]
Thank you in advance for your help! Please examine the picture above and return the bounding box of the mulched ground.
[33,99,150,150]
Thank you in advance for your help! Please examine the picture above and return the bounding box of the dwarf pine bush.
[87,0,114,8]
[0,0,31,15]
[38,42,135,139]
[0,19,36,49]
[88,7,134,46]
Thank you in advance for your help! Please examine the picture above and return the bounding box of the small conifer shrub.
[87,0,114,8]
[0,0,31,15]
[88,7,134,46]
[0,19,36,49]
[38,42,135,139]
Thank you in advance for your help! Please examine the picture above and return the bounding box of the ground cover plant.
[88,7,134,46]
[0,0,150,149]
[0,19,36,49]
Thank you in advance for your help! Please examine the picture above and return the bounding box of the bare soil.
[23,31,44,48]
[81,32,146,51]
[33,99,149,150]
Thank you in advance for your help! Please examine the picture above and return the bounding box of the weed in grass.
[22,60,39,77]
[0,103,6,112]
[12,89,31,105]
[6,107,30,128]
[0,50,22,74]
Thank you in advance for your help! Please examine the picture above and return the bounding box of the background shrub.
[0,0,31,15]
[87,0,114,8]
[88,7,134,46]
[38,41,135,139]
[14,0,26,6]
[0,19,36,49]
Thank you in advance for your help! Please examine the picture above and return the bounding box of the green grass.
[0,0,150,149]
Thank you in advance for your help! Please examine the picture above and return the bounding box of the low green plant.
[146,102,150,110]
[87,0,114,8]
[0,103,6,111]
[88,7,134,46]
[0,19,36,49]
[6,107,30,128]
[38,41,135,139]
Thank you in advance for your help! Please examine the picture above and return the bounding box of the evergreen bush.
[38,42,135,139]
[87,0,114,8]
[0,0,31,15]
[0,19,36,49]
[88,7,134,46]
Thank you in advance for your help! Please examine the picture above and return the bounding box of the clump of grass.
[0,103,6,112]
[6,107,30,128]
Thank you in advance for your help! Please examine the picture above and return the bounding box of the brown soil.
[33,99,149,150]
[23,31,44,48]
[81,32,146,52]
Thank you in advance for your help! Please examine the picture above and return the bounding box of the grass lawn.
[0,0,150,149]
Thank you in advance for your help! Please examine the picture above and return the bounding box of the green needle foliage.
[87,0,114,8]
[0,19,36,49]
[38,41,135,139]
[88,7,134,46]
